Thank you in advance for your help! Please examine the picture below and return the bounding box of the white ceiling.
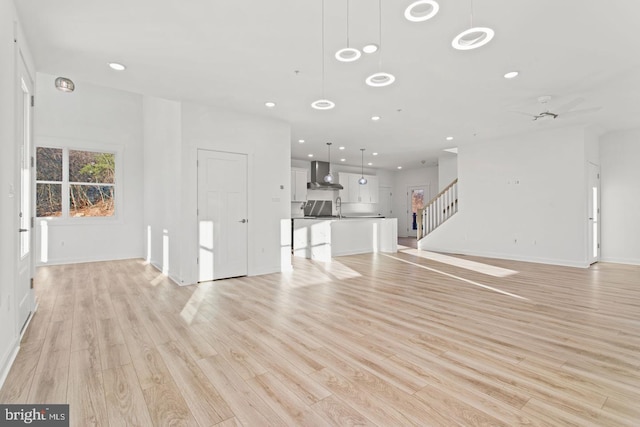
[16,0,640,170]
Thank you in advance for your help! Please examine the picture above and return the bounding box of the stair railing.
[417,179,458,240]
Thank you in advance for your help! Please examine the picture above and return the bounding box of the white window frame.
[35,138,123,225]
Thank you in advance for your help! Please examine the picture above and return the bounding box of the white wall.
[34,73,144,265]
[393,165,439,237]
[420,126,592,267]
[178,102,291,283]
[438,153,458,191]
[600,129,640,265]
[143,96,182,282]
[0,0,36,386]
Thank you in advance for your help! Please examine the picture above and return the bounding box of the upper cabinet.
[291,168,308,202]
[337,172,379,203]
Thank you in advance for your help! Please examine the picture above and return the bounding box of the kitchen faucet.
[335,196,342,219]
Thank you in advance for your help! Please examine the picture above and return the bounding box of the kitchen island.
[292,217,397,262]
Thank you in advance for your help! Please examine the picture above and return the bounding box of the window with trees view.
[36,147,116,218]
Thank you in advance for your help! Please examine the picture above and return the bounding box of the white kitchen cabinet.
[335,172,379,203]
[291,168,308,202]
[347,173,362,202]
[367,176,379,203]
[338,172,378,203]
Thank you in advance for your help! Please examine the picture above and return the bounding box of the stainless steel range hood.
[308,161,343,190]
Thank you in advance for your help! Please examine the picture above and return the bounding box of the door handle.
[19,228,28,232]
[238,219,248,223]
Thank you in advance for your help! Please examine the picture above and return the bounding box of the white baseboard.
[417,246,590,269]
[0,338,20,392]
[0,302,38,391]
[36,254,142,266]
[600,257,640,266]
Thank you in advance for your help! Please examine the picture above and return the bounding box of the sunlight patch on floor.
[284,258,362,288]
[180,282,213,323]
[150,273,165,287]
[401,249,518,277]
[383,254,529,301]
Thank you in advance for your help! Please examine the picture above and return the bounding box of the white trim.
[34,138,124,224]
[0,301,37,391]
[416,245,591,269]
[0,337,20,391]
[36,254,141,266]
[600,257,640,266]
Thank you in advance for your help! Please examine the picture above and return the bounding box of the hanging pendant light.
[312,0,336,110]
[324,143,334,183]
[366,0,395,87]
[335,0,361,62]
[404,0,440,22]
[358,149,368,185]
[452,0,494,50]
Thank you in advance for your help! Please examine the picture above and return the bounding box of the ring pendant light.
[452,0,494,50]
[404,0,440,22]
[312,0,336,110]
[335,0,362,62]
[366,0,395,88]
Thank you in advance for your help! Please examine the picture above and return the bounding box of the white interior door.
[407,185,429,237]
[16,52,35,331]
[197,149,248,281]
[588,163,600,264]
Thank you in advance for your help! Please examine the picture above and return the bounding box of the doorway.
[587,162,600,264]
[197,149,248,281]
[16,50,35,331]
[407,185,429,237]
[378,186,392,218]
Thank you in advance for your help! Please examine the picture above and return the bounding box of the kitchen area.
[291,160,397,262]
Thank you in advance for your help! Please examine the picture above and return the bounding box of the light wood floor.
[1,251,639,426]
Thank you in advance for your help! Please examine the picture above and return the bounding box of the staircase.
[417,179,458,240]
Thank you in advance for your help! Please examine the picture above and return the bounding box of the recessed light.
[371,115,381,121]
[452,27,495,50]
[397,166,403,169]
[372,152,379,156]
[340,158,346,162]
[298,139,305,143]
[504,71,519,79]
[265,101,276,108]
[362,44,379,54]
[367,162,373,166]
[366,72,396,87]
[108,62,126,71]
[308,154,314,157]
[338,146,345,150]
[311,99,335,110]
[446,136,454,141]
[404,0,440,22]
